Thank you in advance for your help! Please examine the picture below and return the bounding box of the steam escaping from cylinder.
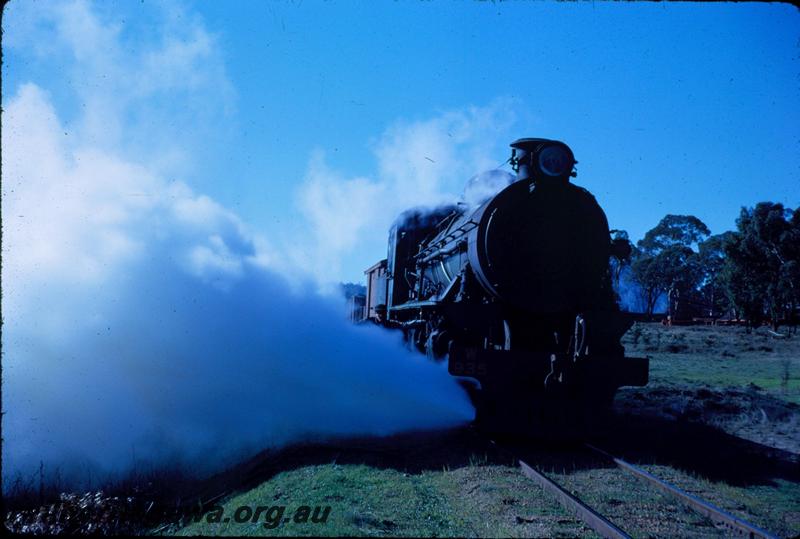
[3,255,474,486]
[2,84,474,491]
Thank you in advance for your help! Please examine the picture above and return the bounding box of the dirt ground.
[615,384,800,455]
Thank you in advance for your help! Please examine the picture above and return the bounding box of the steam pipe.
[420,241,466,264]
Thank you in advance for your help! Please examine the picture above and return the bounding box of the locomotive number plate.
[448,347,488,377]
[449,360,488,377]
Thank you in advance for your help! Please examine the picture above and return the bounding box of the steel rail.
[518,459,631,539]
[585,444,779,539]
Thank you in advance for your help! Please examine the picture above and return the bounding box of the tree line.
[614,202,800,330]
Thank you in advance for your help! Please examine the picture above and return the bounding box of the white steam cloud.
[461,169,516,207]
[292,101,519,282]
[2,2,473,487]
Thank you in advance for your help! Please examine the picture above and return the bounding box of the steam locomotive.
[364,138,648,429]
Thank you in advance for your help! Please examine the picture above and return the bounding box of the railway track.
[504,441,779,538]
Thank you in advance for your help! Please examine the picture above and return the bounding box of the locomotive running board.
[389,300,439,311]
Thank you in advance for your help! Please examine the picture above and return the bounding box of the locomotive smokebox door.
[466,173,612,313]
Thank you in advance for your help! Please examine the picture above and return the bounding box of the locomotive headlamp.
[510,138,576,183]
[538,144,574,177]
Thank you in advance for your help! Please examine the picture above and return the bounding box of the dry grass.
[623,323,800,402]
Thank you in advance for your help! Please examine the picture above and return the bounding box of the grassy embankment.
[623,323,799,403]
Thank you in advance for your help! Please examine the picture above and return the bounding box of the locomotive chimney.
[510,138,576,183]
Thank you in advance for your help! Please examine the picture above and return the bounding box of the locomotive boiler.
[364,138,648,429]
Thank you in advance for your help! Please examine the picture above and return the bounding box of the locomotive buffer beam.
[448,344,648,390]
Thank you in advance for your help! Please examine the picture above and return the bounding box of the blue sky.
[4,0,799,284]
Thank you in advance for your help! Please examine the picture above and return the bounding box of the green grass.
[176,464,463,536]
[173,462,590,537]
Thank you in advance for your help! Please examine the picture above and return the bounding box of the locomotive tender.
[365,138,648,428]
